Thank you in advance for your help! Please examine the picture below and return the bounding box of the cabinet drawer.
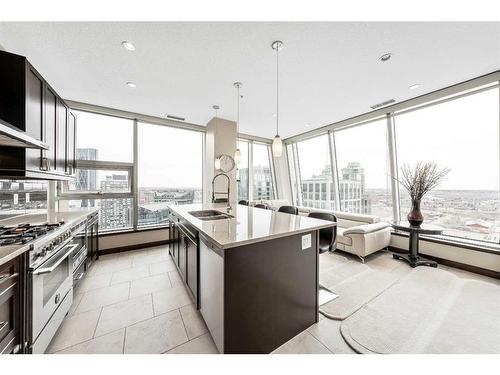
[0,258,20,354]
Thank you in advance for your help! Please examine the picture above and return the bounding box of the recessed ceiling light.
[126,82,136,88]
[122,41,136,51]
[409,83,421,90]
[272,113,277,118]
[379,53,392,62]
[305,124,310,128]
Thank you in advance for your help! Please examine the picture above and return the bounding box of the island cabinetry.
[167,210,199,307]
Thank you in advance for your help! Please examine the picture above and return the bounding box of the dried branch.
[392,162,450,201]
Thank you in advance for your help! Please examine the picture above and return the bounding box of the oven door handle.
[33,244,78,275]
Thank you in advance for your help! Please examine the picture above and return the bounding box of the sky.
[297,87,500,191]
[75,86,499,192]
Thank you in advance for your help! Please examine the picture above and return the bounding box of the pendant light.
[233,82,242,166]
[271,40,284,158]
[213,105,221,170]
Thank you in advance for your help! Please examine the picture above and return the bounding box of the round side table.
[391,222,443,268]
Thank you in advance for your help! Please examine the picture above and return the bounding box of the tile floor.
[47,246,499,354]
[47,245,217,354]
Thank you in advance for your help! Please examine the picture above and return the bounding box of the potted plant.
[398,162,450,227]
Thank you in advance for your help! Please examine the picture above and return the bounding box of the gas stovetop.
[0,222,65,246]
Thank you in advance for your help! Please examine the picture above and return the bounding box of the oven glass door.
[31,242,74,340]
[72,222,87,256]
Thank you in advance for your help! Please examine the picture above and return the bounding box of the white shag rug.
[319,261,398,320]
[340,267,500,354]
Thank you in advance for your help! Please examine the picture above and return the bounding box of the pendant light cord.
[276,44,279,136]
[237,85,240,136]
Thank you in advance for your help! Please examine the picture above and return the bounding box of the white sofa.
[246,200,391,262]
[297,207,391,262]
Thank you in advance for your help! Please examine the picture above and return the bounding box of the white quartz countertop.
[0,208,99,266]
[168,203,336,250]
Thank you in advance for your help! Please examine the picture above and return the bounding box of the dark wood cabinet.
[178,232,187,280]
[186,235,198,306]
[66,111,76,175]
[0,257,22,354]
[56,98,67,174]
[43,86,58,172]
[0,50,76,180]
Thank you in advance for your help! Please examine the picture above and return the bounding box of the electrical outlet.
[301,234,311,250]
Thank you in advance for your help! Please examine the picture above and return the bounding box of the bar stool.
[277,205,299,215]
[308,212,337,253]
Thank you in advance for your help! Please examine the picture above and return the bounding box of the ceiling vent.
[370,99,396,110]
[166,114,185,121]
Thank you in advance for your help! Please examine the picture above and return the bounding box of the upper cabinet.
[0,50,76,180]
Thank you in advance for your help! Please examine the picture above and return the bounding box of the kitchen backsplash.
[0,180,48,219]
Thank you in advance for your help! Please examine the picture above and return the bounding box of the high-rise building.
[76,148,97,191]
[238,166,273,201]
[301,163,370,213]
[99,174,132,229]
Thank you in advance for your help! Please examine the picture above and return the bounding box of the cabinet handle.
[40,157,50,171]
[0,321,7,330]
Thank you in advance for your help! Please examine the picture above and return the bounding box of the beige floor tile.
[68,292,84,317]
[76,273,112,293]
[124,310,188,354]
[54,329,125,354]
[168,270,183,286]
[75,283,130,314]
[307,319,356,354]
[152,285,192,315]
[46,309,102,353]
[132,251,165,267]
[88,257,133,276]
[166,333,219,354]
[111,265,150,285]
[180,304,208,340]
[95,294,154,337]
[129,274,172,298]
[149,259,178,276]
[272,331,332,354]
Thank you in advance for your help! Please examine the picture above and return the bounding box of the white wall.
[99,228,169,251]
[203,117,237,204]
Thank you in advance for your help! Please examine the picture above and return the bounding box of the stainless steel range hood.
[0,118,49,149]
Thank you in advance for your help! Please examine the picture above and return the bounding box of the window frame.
[285,77,500,249]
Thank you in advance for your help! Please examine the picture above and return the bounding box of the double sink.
[188,209,233,221]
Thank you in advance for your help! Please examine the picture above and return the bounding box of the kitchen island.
[167,203,336,354]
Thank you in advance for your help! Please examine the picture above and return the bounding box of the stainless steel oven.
[70,221,87,286]
[29,239,75,354]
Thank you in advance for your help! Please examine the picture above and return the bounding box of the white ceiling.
[0,22,499,139]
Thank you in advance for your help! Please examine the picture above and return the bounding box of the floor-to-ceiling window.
[237,140,249,201]
[61,110,134,231]
[334,118,393,221]
[285,79,500,246]
[58,110,204,232]
[252,142,275,200]
[236,140,276,202]
[394,86,500,242]
[296,135,334,210]
[137,122,203,227]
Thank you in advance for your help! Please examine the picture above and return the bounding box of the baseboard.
[389,246,500,280]
[99,240,171,256]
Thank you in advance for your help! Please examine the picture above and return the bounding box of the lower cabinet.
[169,216,199,308]
[0,257,22,354]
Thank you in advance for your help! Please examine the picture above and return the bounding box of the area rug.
[319,262,398,320]
[340,267,500,353]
